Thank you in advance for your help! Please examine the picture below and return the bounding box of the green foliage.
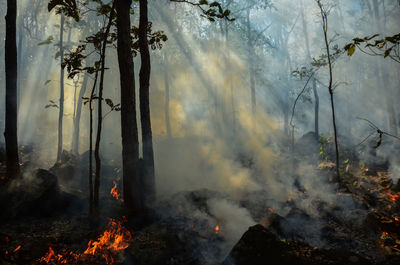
[171,0,235,22]
[311,44,343,68]
[344,33,400,63]
[48,0,80,22]
[38,35,54,46]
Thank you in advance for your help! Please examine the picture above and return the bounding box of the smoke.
[1,0,400,262]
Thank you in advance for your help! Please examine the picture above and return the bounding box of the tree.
[301,0,319,139]
[116,0,144,214]
[139,0,156,207]
[57,13,65,162]
[93,1,116,209]
[317,0,340,180]
[4,0,20,180]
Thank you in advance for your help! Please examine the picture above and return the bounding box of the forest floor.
[0,139,399,265]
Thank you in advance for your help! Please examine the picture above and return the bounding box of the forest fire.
[39,218,132,265]
[110,181,122,201]
[385,190,400,202]
[83,217,132,263]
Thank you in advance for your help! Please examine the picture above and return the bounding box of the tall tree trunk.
[318,1,340,180]
[17,13,23,111]
[57,14,65,161]
[312,78,319,138]
[301,0,319,139]
[71,72,89,155]
[164,67,172,139]
[93,2,116,209]
[5,0,20,180]
[246,9,256,117]
[139,0,155,207]
[116,0,144,214]
[88,67,99,214]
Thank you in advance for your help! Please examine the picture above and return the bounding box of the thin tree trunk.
[116,0,143,214]
[312,78,319,138]
[246,9,256,117]
[71,72,89,155]
[318,1,340,179]
[301,0,319,139]
[88,68,99,214]
[139,0,155,207]
[17,13,23,111]
[57,13,65,161]
[164,67,172,139]
[72,76,79,124]
[5,0,20,180]
[94,1,116,209]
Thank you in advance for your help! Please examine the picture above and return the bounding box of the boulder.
[222,224,372,265]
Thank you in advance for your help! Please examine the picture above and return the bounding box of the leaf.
[48,0,63,12]
[38,35,54,46]
[347,44,355,56]
[105,98,114,108]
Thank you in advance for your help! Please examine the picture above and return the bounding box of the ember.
[13,245,21,252]
[215,225,220,235]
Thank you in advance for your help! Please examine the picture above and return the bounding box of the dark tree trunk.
[4,0,20,180]
[312,78,319,138]
[94,2,116,209]
[57,14,65,161]
[116,0,144,214]
[88,67,99,214]
[318,2,340,180]
[139,0,155,206]
[71,72,89,155]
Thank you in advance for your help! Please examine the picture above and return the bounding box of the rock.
[222,224,372,265]
[294,132,319,157]
[0,169,81,220]
[50,150,80,184]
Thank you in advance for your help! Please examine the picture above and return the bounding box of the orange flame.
[395,217,399,222]
[83,218,132,263]
[385,190,400,202]
[215,225,220,235]
[39,218,132,265]
[13,245,21,253]
[110,181,121,201]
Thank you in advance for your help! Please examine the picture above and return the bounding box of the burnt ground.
[0,141,399,265]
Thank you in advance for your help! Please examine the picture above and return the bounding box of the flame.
[83,218,132,263]
[39,218,132,265]
[215,225,220,235]
[268,207,275,213]
[395,217,399,222]
[110,181,121,201]
[385,190,400,201]
[39,247,62,264]
[13,245,21,253]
